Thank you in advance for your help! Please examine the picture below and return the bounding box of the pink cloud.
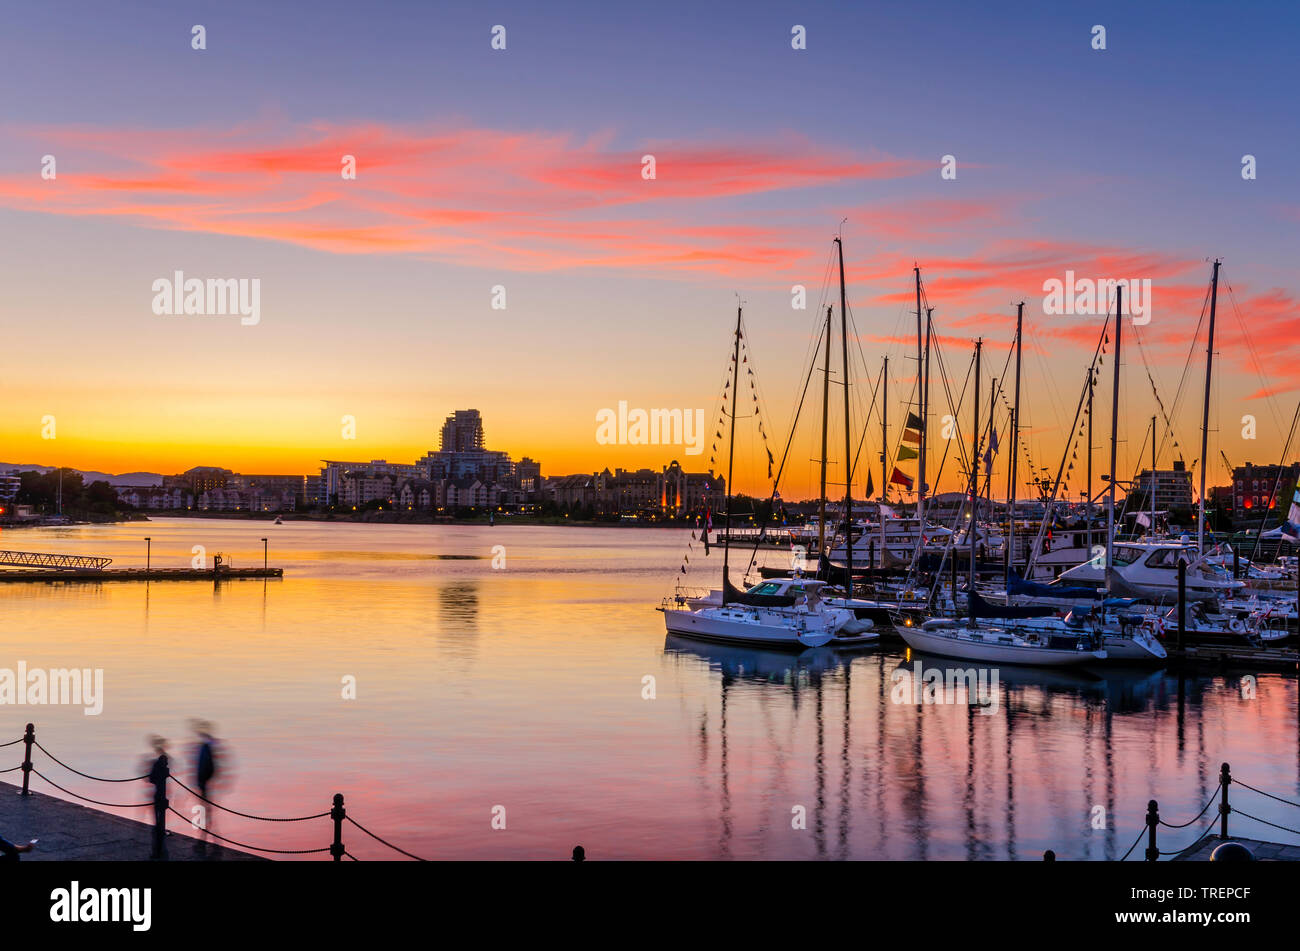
[0,122,926,274]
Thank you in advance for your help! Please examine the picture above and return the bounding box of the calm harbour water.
[2,517,1298,860]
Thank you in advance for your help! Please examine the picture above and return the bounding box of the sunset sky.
[1,1,1297,498]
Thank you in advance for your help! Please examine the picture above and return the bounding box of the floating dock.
[0,547,283,582]
[1165,641,1300,670]
[0,567,282,582]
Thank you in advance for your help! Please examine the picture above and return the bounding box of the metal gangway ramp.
[0,549,112,570]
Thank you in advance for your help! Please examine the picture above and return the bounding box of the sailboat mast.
[986,377,997,515]
[1198,259,1221,553]
[1151,415,1157,536]
[1006,302,1023,585]
[721,304,743,601]
[1106,287,1123,593]
[881,356,888,504]
[915,267,925,524]
[837,237,853,598]
[924,307,932,511]
[1086,366,1094,546]
[818,305,831,555]
[969,338,982,621]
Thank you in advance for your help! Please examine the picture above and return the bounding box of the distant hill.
[0,464,164,487]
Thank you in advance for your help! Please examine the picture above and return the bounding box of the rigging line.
[1164,280,1214,464]
[1225,276,1285,435]
[672,331,748,588]
[1247,397,1300,564]
[932,330,977,485]
[779,244,839,460]
[1130,324,1179,465]
[849,357,885,492]
[1028,314,1111,572]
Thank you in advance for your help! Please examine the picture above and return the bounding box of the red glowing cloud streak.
[0,122,926,274]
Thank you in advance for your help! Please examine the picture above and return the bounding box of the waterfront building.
[320,460,424,507]
[516,457,542,494]
[0,469,20,504]
[116,486,193,510]
[1231,461,1300,517]
[440,410,485,452]
[397,478,439,510]
[305,475,325,508]
[165,466,233,496]
[1129,460,1194,512]
[338,470,398,508]
[545,463,723,517]
[231,474,305,509]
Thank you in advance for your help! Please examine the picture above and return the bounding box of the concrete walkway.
[0,780,264,861]
[1172,833,1300,861]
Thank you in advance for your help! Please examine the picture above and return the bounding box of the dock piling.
[1176,557,1187,655]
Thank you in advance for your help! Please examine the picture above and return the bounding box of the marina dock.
[0,567,283,582]
[1166,642,1300,670]
[0,547,282,582]
[0,780,263,861]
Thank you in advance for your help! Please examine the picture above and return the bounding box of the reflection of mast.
[718,674,733,858]
[1004,692,1016,860]
[964,704,977,860]
[1103,688,1115,859]
[874,653,887,851]
[814,677,826,857]
[910,662,929,861]
[838,663,851,858]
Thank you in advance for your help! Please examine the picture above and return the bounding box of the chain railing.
[3,722,430,860]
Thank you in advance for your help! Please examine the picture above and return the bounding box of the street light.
[261,537,268,571]
[144,537,151,572]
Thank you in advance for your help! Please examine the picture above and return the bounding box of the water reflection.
[3,519,1297,860]
[435,582,480,666]
[663,635,1300,860]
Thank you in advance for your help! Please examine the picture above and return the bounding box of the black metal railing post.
[20,723,34,796]
[330,793,345,861]
[1220,762,1231,839]
[151,757,169,860]
[1145,800,1159,862]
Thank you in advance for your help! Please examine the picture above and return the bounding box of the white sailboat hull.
[897,623,1106,667]
[662,606,835,649]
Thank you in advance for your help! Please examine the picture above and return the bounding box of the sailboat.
[660,306,843,649]
[895,334,1107,667]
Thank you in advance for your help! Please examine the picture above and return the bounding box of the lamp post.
[261,538,268,571]
[144,537,151,573]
